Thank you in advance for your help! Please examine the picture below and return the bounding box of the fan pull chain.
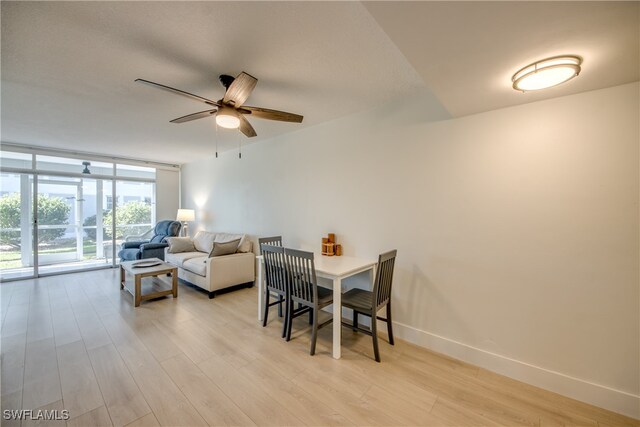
[215,122,219,158]
[238,131,242,159]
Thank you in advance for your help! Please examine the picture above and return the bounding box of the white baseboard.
[392,321,640,420]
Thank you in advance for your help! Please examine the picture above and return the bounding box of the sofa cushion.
[182,256,208,277]
[214,233,251,253]
[166,237,196,253]
[165,251,204,267]
[193,231,216,253]
[209,239,240,257]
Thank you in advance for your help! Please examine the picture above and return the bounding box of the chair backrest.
[372,250,397,309]
[284,248,318,306]
[261,244,287,294]
[150,220,182,243]
[258,236,283,249]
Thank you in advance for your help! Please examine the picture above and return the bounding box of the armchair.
[118,220,181,262]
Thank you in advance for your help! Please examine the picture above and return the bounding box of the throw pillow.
[166,237,195,253]
[208,238,241,257]
[237,235,252,253]
[193,231,215,253]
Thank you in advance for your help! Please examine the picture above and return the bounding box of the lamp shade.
[176,209,195,222]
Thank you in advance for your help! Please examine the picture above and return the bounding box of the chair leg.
[371,310,381,362]
[386,303,394,345]
[310,308,318,356]
[262,291,270,328]
[353,311,359,331]
[285,299,294,342]
[277,295,283,318]
[308,307,313,325]
[281,298,289,338]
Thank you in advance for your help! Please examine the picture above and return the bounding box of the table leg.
[332,276,342,359]
[257,258,264,321]
[134,276,141,307]
[172,268,178,298]
[120,265,124,289]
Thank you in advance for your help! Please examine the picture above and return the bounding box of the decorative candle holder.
[321,233,342,256]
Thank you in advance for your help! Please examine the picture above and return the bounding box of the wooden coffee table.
[119,258,178,307]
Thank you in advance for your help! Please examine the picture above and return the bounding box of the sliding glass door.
[0,172,36,280]
[1,148,162,280]
[36,176,114,274]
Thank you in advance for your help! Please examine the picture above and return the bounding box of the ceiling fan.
[135,72,303,138]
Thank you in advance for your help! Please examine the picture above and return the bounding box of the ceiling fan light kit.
[215,107,240,129]
[512,55,582,92]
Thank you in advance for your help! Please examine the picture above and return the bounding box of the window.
[0,150,32,169]
[116,164,155,180]
[115,181,156,243]
[0,147,165,279]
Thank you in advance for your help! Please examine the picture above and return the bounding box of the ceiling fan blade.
[222,72,257,107]
[170,109,217,124]
[135,79,219,106]
[240,106,303,123]
[238,114,257,138]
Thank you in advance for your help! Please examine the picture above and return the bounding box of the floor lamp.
[176,209,195,237]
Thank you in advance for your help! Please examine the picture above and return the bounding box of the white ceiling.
[0,1,425,164]
[363,1,639,117]
[1,1,638,164]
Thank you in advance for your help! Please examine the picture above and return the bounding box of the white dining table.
[256,253,377,359]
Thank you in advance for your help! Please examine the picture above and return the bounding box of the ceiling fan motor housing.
[219,74,235,90]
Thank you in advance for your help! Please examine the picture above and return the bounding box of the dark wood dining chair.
[341,250,397,362]
[259,236,284,316]
[258,236,282,247]
[283,248,333,355]
[260,244,288,338]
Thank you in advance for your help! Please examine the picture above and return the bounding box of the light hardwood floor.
[1,269,638,427]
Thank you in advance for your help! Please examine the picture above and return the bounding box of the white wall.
[155,169,179,222]
[181,82,640,418]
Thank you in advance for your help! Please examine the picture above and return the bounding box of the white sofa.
[164,231,256,298]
